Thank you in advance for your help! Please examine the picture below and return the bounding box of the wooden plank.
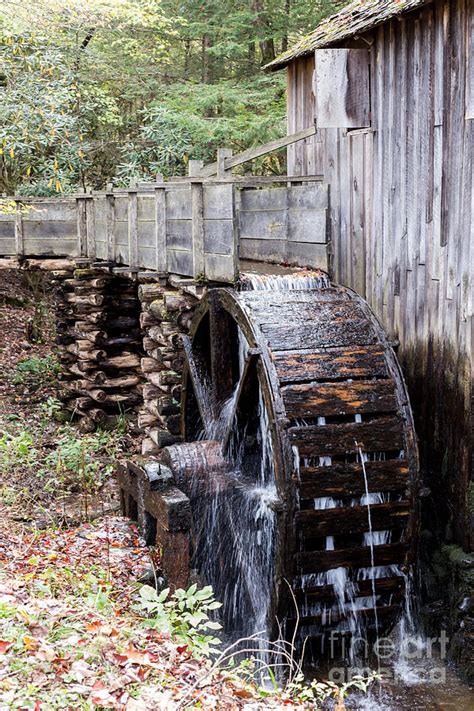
[154,185,167,272]
[204,253,237,283]
[295,576,404,604]
[166,248,193,276]
[298,460,410,499]
[239,209,287,241]
[191,182,205,276]
[466,3,474,119]
[239,237,288,264]
[289,604,400,628]
[273,345,387,382]
[166,220,192,250]
[199,126,317,177]
[203,184,234,219]
[240,187,287,211]
[260,318,377,350]
[282,380,397,418]
[203,220,234,255]
[296,542,408,574]
[217,148,232,178]
[257,301,377,349]
[296,500,410,537]
[166,187,192,220]
[314,49,370,129]
[288,183,328,210]
[14,202,23,256]
[128,188,138,268]
[288,416,404,455]
[287,209,327,243]
[106,191,115,262]
[85,197,96,258]
[349,133,366,296]
[76,198,87,257]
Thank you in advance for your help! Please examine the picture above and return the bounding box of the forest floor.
[0,272,340,710]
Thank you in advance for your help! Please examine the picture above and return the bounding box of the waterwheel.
[159,277,419,650]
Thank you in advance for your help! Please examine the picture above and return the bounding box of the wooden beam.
[199,126,317,177]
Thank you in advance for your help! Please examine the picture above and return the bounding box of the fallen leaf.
[0,640,12,654]
[23,635,40,651]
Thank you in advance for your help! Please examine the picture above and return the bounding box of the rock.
[457,597,474,614]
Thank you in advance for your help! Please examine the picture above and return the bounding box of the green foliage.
[12,355,61,388]
[39,396,63,421]
[0,429,37,469]
[43,426,118,494]
[116,76,286,181]
[283,672,377,705]
[0,0,341,193]
[136,583,223,657]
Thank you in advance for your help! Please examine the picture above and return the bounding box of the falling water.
[239,270,330,291]
[191,271,332,656]
[357,443,381,673]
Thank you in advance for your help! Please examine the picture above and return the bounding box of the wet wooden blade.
[288,416,405,455]
[293,575,405,605]
[295,542,408,574]
[272,345,388,383]
[288,604,399,628]
[298,460,410,499]
[296,501,410,537]
[282,379,397,418]
[257,302,377,350]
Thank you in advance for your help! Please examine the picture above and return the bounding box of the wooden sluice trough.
[118,268,420,651]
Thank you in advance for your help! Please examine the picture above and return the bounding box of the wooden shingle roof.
[264,0,432,71]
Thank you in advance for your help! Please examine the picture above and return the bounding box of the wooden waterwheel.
[160,281,419,647]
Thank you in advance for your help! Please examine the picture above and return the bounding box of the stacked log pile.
[138,281,199,456]
[56,267,144,431]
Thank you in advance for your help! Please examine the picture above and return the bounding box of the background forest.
[0,0,342,195]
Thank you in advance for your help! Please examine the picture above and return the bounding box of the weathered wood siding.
[287,0,473,548]
[238,183,328,266]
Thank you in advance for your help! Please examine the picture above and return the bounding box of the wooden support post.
[191,181,205,277]
[188,159,204,177]
[14,201,23,257]
[85,192,96,259]
[154,179,167,273]
[217,148,233,178]
[128,181,138,268]
[77,197,87,257]
[105,184,115,262]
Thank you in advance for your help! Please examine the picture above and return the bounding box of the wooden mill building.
[266,0,473,551]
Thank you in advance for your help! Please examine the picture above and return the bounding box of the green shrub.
[136,584,222,658]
